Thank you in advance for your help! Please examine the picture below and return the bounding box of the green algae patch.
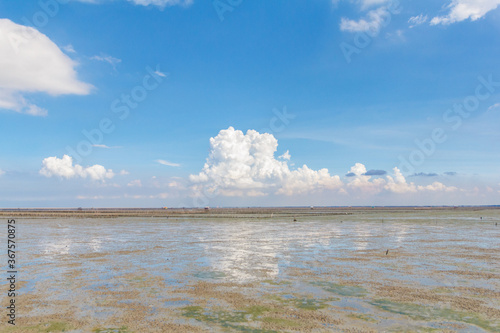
[40,322,71,332]
[245,305,272,320]
[93,327,129,333]
[311,281,368,297]
[4,321,73,332]
[183,306,246,323]
[432,287,454,294]
[267,294,336,310]
[262,279,291,286]
[370,299,499,332]
[389,326,442,332]
[193,271,226,279]
[347,313,377,323]
[181,305,277,332]
[292,298,330,310]
[262,317,301,328]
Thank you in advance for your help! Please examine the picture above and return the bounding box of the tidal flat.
[0,207,499,332]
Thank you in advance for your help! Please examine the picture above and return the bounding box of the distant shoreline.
[0,206,498,218]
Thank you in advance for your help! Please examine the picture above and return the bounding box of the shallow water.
[2,209,500,332]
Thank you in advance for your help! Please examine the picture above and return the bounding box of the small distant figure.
[293,218,297,222]
[480,217,483,220]
[385,249,389,255]
[496,222,498,226]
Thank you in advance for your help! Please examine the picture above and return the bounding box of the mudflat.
[0,207,499,332]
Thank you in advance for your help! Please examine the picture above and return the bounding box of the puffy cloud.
[384,167,418,193]
[346,163,386,194]
[189,127,343,197]
[157,159,180,167]
[430,0,500,25]
[340,7,391,32]
[279,150,291,160]
[0,169,4,176]
[417,182,458,192]
[276,166,343,196]
[383,169,456,193]
[0,19,92,116]
[40,155,114,181]
[188,128,463,199]
[348,162,367,176]
[408,14,428,28]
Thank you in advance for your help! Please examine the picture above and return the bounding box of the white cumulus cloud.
[431,0,500,25]
[189,127,343,197]
[279,150,291,160]
[0,19,92,116]
[417,182,458,192]
[40,155,115,181]
[383,167,458,194]
[346,163,386,194]
[384,167,418,193]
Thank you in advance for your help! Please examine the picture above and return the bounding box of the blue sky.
[1,0,500,207]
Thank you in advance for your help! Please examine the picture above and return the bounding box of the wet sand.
[0,207,499,332]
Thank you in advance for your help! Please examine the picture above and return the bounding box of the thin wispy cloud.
[90,53,122,70]
[127,179,143,187]
[157,159,180,167]
[127,0,193,8]
[92,144,122,149]
[358,0,392,9]
[155,70,167,77]
[410,172,439,177]
[488,103,500,111]
[363,169,387,176]
[62,44,76,53]
[408,14,428,28]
